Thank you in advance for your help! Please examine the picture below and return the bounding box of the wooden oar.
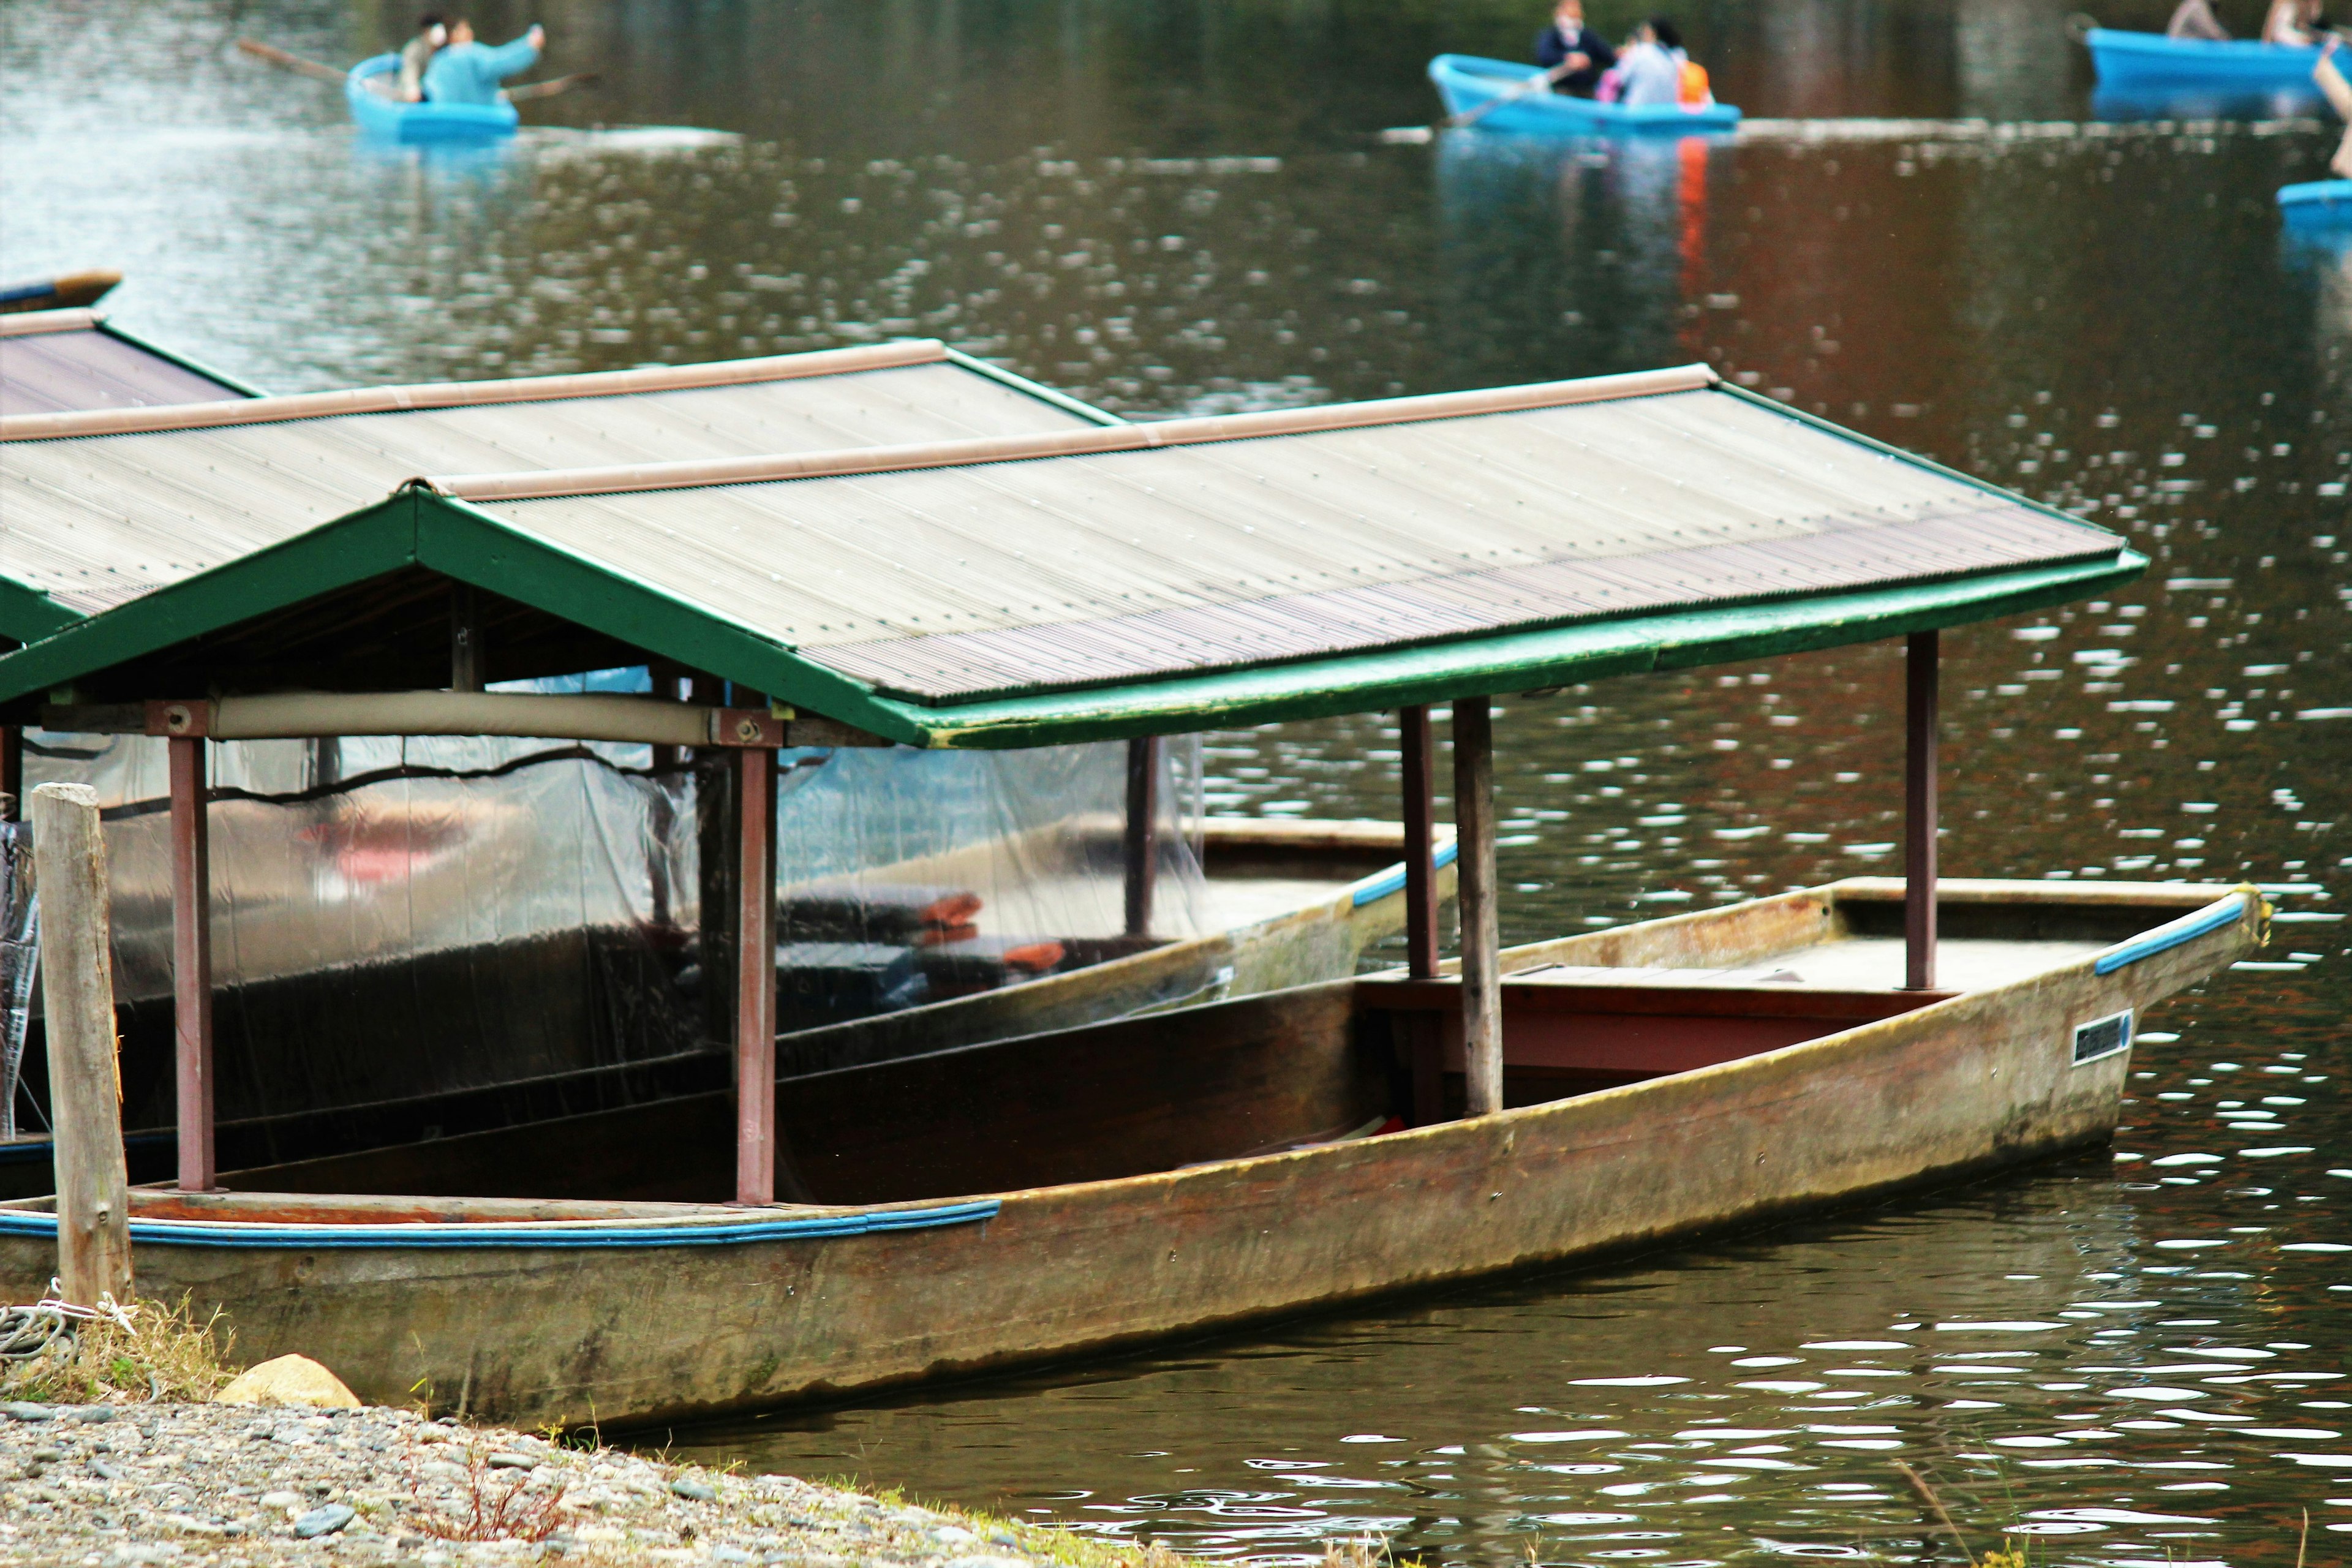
[235,38,347,85]
[505,71,600,102]
[1378,61,1576,145]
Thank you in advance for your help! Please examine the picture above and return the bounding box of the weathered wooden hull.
[0,879,2261,1429]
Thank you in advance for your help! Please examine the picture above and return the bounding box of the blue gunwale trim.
[1349,839,1461,908]
[0,1199,998,1250]
[2092,894,2248,976]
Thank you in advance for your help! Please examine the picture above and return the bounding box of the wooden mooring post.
[30,783,133,1306]
[1453,696,1502,1117]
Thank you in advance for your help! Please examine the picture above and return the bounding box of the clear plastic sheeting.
[9,696,1207,1145]
[0,823,36,1139]
[769,739,1206,1027]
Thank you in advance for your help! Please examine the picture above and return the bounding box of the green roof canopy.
[0,364,2142,749]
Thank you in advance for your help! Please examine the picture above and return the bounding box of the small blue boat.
[2081,28,2323,90]
[2279,178,2352,222]
[345,53,519,141]
[1428,53,1742,135]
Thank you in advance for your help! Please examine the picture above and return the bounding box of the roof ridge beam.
[0,339,951,442]
[0,308,104,340]
[426,363,1721,503]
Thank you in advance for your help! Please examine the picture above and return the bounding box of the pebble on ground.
[0,1400,1062,1568]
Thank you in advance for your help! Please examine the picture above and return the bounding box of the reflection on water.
[4,0,2346,1559]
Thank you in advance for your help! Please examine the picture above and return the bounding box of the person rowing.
[420,17,546,105]
[396,12,448,101]
[1536,0,1618,96]
[2263,0,2334,45]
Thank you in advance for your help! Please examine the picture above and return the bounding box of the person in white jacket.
[1614,17,1690,107]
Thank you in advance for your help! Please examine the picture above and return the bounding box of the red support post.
[170,734,214,1191]
[733,744,777,1205]
[1399,705,1439,980]
[1453,696,1502,1117]
[1905,630,1939,992]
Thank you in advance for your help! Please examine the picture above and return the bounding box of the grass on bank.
[0,1293,232,1404]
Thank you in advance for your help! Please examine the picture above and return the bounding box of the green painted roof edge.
[938,345,1125,427]
[0,496,424,699]
[95,317,270,399]
[864,549,2148,748]
[1716,383,2123,538]
[0,576,81,649]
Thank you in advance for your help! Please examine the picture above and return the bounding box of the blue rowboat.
[2081,28,2323,90]
[2279,178,2352,222]
[1428,53,1742,135]
[345,52,519,141]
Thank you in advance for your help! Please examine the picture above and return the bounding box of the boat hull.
[1428,54,1741,135]
[2082,29,2323,89]
[2280,178,2352,223]
[0,880,2262,1429]
[346,53,519,142]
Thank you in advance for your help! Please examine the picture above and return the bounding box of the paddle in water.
[1378,59,1575,144]
[234,37,597,103]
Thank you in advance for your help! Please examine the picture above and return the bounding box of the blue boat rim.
[0,1199,1001,1250]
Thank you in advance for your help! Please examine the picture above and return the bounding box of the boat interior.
[107,877,2233,1220]
[0,816,1428,1198]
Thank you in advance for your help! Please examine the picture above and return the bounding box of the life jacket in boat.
[1678,59,1713,107]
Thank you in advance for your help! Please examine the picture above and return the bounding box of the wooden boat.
[0,815,1456,1196]
[0,355,2225,1433]
[0,271,121,316]
[2080,28,2323,91]
[0,876,2261,1428]
[1428,53,1742,135]
[2280,177,2352,221]
[346,53,519,141]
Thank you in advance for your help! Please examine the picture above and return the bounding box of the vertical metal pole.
[450,584,481,692]
[693,674,736,1047]
[1123,736,1162,938]
[734,744,777,1205]
[0,725,21,820]
[1905,630,1940,992]
[1453,696,1502,1117]
[29,783,132,1305]
[1399,705,1439,979]
[170,735,214,1192]
[1399,704,1443,1126]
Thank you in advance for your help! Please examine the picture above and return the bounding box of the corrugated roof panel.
[0,359,1102,620]
[0,326,245,417]
[469,387,2120,703]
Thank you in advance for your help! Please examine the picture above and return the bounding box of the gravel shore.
[0,1400,1080,1568]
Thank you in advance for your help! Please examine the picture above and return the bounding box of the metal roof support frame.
[1907,630,1940,990]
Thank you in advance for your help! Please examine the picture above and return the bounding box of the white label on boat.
[2072,1009,2133,1066]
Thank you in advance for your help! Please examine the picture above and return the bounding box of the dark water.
[4,0,2346,1560]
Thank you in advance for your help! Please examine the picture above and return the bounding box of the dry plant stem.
[404,1436,572,1542]
[2298,1507,2309,1568]
[1892,1461,1976,1562]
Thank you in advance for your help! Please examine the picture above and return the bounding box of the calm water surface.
[4,0,2346,1559]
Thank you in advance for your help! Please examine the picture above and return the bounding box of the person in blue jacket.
[1536,0,1618,96]
[421,18,545,105]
